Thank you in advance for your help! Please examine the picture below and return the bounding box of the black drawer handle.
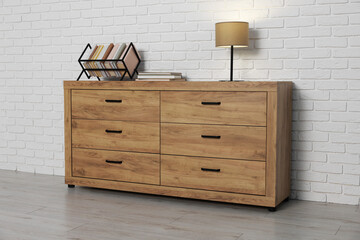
[105,130,123,134]
[201,168,220,172]
[201,135,221,139]
[105,160,123,164]
[105,99,122,103]
[201,102,221,105]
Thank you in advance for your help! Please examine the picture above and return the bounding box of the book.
[85,45,97,76]
[138,72,181,76]
[92,45,103,77]
[111,43,126,77]
[105,43,119,77]
[101,43,114,77]
[96,44,109,77]
[135,78,186,81]
[137,75,182,79]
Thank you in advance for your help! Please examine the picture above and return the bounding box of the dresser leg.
[68,184,75,188]
[268,207,277,212]
[284,197,290,202]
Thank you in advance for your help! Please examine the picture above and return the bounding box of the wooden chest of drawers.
[64,81,292,209]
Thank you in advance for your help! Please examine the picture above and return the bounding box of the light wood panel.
[66,176,276,207]
[72,119,159,153]
[72,90,159,122]
[275,83,293,205]
[161,123,266,160]
[161,155,266,195]
[161,91,267,126]
[64,81,293,208]
[64,81,285,92]
[64,88,72,179]
[72,148,160,185]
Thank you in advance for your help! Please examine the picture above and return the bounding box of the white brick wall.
[1,0,360,205]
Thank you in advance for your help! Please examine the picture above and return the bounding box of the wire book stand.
[77,42,141,81]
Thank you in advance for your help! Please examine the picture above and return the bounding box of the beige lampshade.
[215,21,249,48]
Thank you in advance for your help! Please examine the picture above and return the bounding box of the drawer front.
[161,123,266,161]
[161,155,265,195]
[161,91,266,126]
[72,119,159,153]
[72,90,159,122]
[72,148,159,185]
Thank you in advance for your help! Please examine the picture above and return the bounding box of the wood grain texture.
[72,148,160,185]
[161,91,267,126]
[64,81,293,208]
[266,92,277,203]
[72,90,159,122]
[161,123,266,160]
[66,176,276,207]
[64,81,285,92]
[72,119,160,153]
[161,155,265,195]
[64,88,72,180]
[275,83,293,205]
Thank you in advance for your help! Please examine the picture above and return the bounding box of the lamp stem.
[230,45,234,81]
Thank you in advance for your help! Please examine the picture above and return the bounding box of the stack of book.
[83,43,140,78]
[136,72,185,81]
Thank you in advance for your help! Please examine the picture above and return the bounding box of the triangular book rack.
[77,42,141,81]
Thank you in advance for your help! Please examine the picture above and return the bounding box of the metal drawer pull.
[105,130,123,134]
[201,135,221,139]
[105,160,123,164]
[201,101,221,105]
[201,168,220,172]
[105,99,122,103]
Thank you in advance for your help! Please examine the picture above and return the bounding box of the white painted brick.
[312,182,342,193]
[347,144,360,154]
[255,39,283,49]
[318,16,348,26]
[270,7,299,17]
[343,186,360,196]
[332,4,360,15]
[331,133,360,144]
[332,112,360,122]
[316,81,347,90]
[327,194,359,205]
[270,49,298,59]
[297,151,327,162]
[255,19,284,29]
[301,49,331,59]
[343,165,360,175]
[301,6,331,16]
[297,191,326,202]
[301,27,331,37]
[334,48,360,58]
[292,181,311,191]
[328,174,360,185]
[285,39,314,49]
[314,142,345,153]
[285,60,314,69]
[314,101,346,111]
[297,171,327,182]
[314,123,345,133]
[286,17,315,28]
[347,123,360,134]
[316,38,347,48]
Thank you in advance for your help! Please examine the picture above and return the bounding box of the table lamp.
[215,21,249,81]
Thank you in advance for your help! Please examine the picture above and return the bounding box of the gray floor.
[0,170,359,240]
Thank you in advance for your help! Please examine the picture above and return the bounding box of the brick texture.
[0,0,360,205]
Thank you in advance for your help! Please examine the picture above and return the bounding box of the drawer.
[161,155,265,195]
[161,91,266,126]
[72,148,159,185]
[72,90,159,122]
[72,119,159,153]
[161,123,266,161]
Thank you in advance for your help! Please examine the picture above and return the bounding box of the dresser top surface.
[64,81,292,92]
